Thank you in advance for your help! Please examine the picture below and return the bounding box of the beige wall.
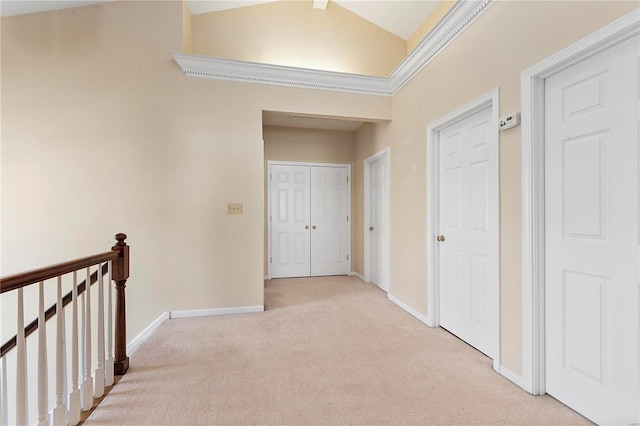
[354,1,637,375]
[406,1,456,54]
[2,0,636,392]
[190,0,406,77]
[0,1,391,348]
[182,0,192,53]
[263,125,357,274]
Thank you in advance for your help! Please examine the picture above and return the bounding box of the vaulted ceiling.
[0,0,440,40]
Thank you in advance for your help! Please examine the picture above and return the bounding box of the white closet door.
[370,155,388,290]
[310,166,350,276]
[438,104,498,359]
[544,35,639,425]
[271,164,311,278]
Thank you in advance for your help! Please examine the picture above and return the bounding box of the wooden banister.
[111,233,130,375]
[0,264,108,358]
[0,233,131,377]
[1,252,118,294]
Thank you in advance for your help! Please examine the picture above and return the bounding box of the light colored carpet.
[86,276,589,425]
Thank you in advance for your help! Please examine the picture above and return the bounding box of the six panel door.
[270,164,350,278]
[544,35,639,425]
[438,105,498,359]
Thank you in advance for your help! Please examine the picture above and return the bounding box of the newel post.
[111,233,130,375]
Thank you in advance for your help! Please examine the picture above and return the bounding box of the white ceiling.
[1,0,440,41]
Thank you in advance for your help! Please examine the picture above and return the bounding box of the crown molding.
[172,0,495,97]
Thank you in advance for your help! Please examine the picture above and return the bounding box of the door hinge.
[270,173,272,180]
[347,215,349,222]
[347,254,349,260]
[347,176,349,182]
[270,257,272,263]
[270,215,272,221]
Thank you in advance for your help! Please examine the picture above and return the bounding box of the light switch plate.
[227,203,243,214]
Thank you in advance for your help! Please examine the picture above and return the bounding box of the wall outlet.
[227,203,243,214]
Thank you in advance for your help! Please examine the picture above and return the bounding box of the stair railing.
[0,233,130,425]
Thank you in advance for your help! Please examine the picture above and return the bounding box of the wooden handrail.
[0,263,108,358]
[1,251,118,294]
[1,233,131,375]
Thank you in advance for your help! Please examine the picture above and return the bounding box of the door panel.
[311,166,350,276]
[438,105,497,359]
[544,35,639,425]
[370,155,388,290]
[271,165,310,278]
[270,164,350,279]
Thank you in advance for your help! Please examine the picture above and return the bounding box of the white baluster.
[68,271,81,425]
[51,277,66,425]
[81,267,93,411]
[105,263,114,387]
[37,282,49,426]
[16,288,28,426]
[1,355,8,425]
[95,265,105,398]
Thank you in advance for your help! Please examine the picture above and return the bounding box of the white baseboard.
[349,271,366,282]
[127,312,170,355]
[387,294,433,327]
[169,305,264,319]
[500,365,524,388]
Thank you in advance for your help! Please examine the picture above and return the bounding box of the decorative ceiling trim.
[172,0,495,97]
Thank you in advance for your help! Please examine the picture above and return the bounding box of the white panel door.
[544,35,639,425]
[271,164,311,278]
[438,105,498,358]
[370,155,388,290]
[310,166,350,276]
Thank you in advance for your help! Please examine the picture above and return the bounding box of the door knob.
[305,225,309,229]
[369,226,374,231]
[437,235,446,242]
[312,225,317,229]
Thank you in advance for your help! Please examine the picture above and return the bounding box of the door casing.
[267,160,352,280]
[426,87,501,373]
[364,148,390,291]
[520,9,640,397]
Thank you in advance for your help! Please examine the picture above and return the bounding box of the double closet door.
[270,163,350,278]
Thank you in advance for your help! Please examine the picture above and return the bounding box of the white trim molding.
[170,305,264,319]
[349,271,366,282]
[127,312,170,355]
[499,365,525,389]
[520,9,640,396]
[387,294,431,327]
[172,0,495,96]
[426,87,501,371]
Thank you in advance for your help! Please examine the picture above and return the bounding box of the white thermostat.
[499,113,520,131]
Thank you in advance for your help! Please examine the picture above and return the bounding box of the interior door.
[544,35,639,425]
[438,104,498,359]
[270,163,350,279]
[271,164,311,278]
[370,155,388,290]
[310,166,350,276]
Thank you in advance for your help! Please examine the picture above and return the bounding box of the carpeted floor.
[85,276,590,425]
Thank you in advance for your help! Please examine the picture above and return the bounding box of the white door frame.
[520,10,640,396]
[364,148,390,291]
[426,87,500,372]
[267,160,352,280]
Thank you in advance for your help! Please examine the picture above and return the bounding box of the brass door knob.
[312,225,317,229]
[369,226,374,231]
[437,235,446,242]
[305,225,309,229]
